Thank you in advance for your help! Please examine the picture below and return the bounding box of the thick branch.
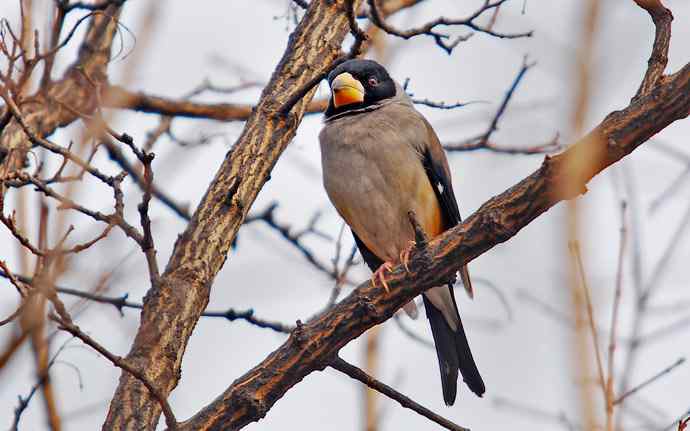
[102,1,365,428]
[105,1,685,429]
[102,0,428,426]
[634,0,672,97]
[175,42,690,431]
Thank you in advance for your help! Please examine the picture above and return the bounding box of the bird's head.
[324,59,396,118]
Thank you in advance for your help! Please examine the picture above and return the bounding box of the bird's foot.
[371,262,394,292]
[399,240,416,274]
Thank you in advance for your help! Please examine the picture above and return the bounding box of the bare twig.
[102,85,328,121]
[135,149,160,282]
[103,139,191,220]
[0,267,293,333]
[569,241,607,396]
[615,358,686,405]
[326,225,359,308]
[393,314,434,349]
[330,356,470,431]
[444,59,561,154]
[605,201,628,428]
[245,202,335,278]
[411,98,485,110]
[29,263,178,428]
[634,0,673,97]
[53,314,178,429]
[0,88,118,186]
[11,339,73,431]
[367,0,532,54]
[494,396,580,431]
[0,210,44,256]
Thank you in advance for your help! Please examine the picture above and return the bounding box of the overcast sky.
[1,1,690,430]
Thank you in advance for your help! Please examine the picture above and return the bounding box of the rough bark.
[101,1,690,430]
[102,0,362,428]
[174,15,689,431]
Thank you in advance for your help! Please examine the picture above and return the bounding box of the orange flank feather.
[418,181,444,238]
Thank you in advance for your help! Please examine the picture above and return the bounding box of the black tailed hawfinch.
[319,59,485,405]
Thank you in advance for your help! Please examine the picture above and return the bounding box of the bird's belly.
[322,147,441,262]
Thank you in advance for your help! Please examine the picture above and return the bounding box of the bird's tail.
[459,264,474,299]
[423,294,485,405]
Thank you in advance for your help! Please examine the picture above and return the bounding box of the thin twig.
[367,0,532,54]
[331,356,470,431]
[34,264,178,428]
[245,202,335,278]
[493,396,580,431]
[605,201,627,429]
[393,314,434,349]
[11,338,73,431]
[103,139,191,220]
[443,59,559,155]
[569,241,607,396]
[614,358,686,405]
[0,268,292,333]
[53,314,179,428]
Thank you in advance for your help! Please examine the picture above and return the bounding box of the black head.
[324,59,396,118]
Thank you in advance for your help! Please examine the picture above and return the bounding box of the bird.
[319,58,485,405]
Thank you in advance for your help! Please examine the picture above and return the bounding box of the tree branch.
[330,357,470,431]
[367,0,532,54]
[172,7,689,428]
[614,357,685,405]
[443,58,562,155]
[102,1,368,428]
[0,3,126,191]
[101,85,328,121]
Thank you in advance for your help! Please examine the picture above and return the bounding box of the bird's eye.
[368,76,379,86]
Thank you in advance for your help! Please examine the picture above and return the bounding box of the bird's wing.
[418,117,484,400]
[352,231,383,272]
[419,119,474,298]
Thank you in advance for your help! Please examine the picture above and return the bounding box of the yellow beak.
[331,72,365,108]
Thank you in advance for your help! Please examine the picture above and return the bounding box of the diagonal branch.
[173,13,689,430]
[330,357,469,431]
[93,0,686,429]
[443,58,563,155]
[614,357,685,405]
[102,0,425,426]
[102,1,369,428]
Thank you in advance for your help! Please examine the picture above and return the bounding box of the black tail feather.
[453,311,485,397]
[423,295,485,405]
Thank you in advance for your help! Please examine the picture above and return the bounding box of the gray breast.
[318,102,431,261]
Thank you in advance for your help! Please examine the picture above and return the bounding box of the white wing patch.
[437,183,445,194]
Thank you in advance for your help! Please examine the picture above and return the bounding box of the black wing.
[352,231,383,271]
[422,148,462,228]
